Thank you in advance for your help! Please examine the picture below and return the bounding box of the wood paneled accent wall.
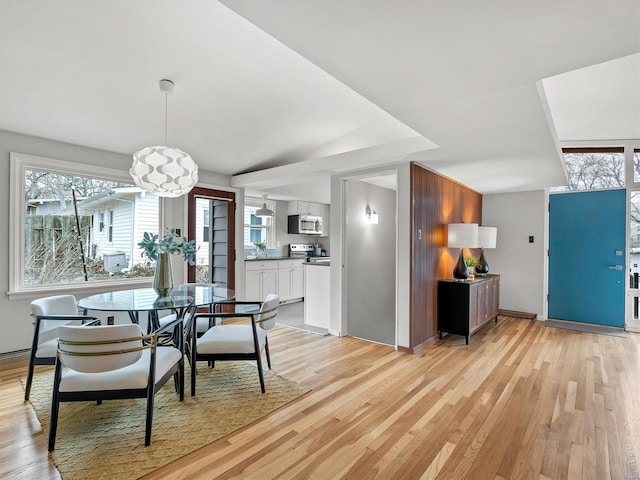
[410,162,482,350]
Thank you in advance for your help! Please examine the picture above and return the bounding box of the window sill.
[7,277,152,301]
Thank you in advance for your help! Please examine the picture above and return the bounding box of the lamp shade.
[255,203,274,218]
[478,226,497,248]
[255,195,274,218]
[447,223,478,248]
[130,145,199,198]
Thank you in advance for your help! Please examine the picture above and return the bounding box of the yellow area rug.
[23,362,310,479]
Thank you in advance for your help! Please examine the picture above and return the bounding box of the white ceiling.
[542,54,640,142]
[0,1,638,203]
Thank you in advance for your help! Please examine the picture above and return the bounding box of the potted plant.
[253,241,267,259]
[464,256,477,278]
[138,231,196,295]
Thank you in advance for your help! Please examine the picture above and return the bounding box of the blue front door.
[548,189,625,327]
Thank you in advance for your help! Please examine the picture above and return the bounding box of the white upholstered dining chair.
[25,294,99,401]
[48,318,184,451]
[188,293,279,396]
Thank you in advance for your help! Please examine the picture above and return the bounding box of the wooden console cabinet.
[437,274,500,344]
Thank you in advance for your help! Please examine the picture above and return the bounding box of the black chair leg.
[144,391,154,446]
[48,364,62,452]
[48,396,60,452]
[264,336,272,369]
[24,354,36,401]
[256,353,266,394]
[179,359,185,402]
[191,359,197,396]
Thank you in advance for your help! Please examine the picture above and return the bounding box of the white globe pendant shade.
[130,146,199,198]
[131,79,199,197]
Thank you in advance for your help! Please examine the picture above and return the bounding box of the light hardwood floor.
[2,316,640,479]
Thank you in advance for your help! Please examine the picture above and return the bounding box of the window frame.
[9,152,164,299]
[243,197,276,249]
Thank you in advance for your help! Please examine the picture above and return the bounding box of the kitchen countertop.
[304,262,330,266]
[245,256,329,262]
[244,256,288,261]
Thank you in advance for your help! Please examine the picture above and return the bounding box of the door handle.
[609,265,623,270]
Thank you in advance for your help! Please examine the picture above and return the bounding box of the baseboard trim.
[498,309,537,320]
[398,335,437,355]
[0,349,29,366]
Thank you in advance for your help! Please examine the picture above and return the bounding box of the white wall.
[344,180,396,345]
[0,129,232,354]
[483,190,547,319]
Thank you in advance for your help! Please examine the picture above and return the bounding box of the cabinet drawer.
[278,259,305,269]
[245,261,279,271]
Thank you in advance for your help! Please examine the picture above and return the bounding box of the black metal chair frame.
[25,314,99,401]
[188,301,276,396]
[48,316,185,451]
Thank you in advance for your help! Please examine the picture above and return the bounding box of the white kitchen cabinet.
[277,259,305,301]
[245,261,278,301]
[287,200,310,215]
[304,264,330,329]
[309,202,323,216]
[287,200,326,217]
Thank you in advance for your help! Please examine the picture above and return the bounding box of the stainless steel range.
[288,243,329,260]
[288,243,315,258]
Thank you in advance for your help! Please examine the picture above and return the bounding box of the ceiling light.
[255,195,274,218]
[130,79,199,198]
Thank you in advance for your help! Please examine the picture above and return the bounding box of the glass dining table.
[77,285,236,333]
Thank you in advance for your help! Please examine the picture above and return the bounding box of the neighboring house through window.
[9,152,161,296]
[203,208,210,241]
[108,208,114,243]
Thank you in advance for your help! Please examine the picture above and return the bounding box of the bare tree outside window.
[24,168,157,286]
[551,152,625,192]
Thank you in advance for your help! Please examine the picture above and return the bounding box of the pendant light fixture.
[130,79,199,198]
[255,195,274,218]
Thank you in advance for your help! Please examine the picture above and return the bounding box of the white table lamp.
[475,226,497,275]
[447,223,478,280]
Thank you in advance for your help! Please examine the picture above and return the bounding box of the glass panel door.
[188,188,235,289]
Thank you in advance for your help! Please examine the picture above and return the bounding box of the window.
[244,199,274,249]
[203,208,210,241]
[9,152,161,296]
[551,147,625,192]
[107,209,114,242]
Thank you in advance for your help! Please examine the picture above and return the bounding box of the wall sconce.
[475,226,497,275]
[365,205,379,224]
[447,223,478,280]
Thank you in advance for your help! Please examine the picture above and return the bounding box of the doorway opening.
[343,174,397,346]
[187,187,236,289]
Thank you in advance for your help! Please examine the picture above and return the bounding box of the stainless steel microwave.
[288,215,323,235]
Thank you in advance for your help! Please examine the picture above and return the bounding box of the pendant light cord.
[164,91,168,145]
